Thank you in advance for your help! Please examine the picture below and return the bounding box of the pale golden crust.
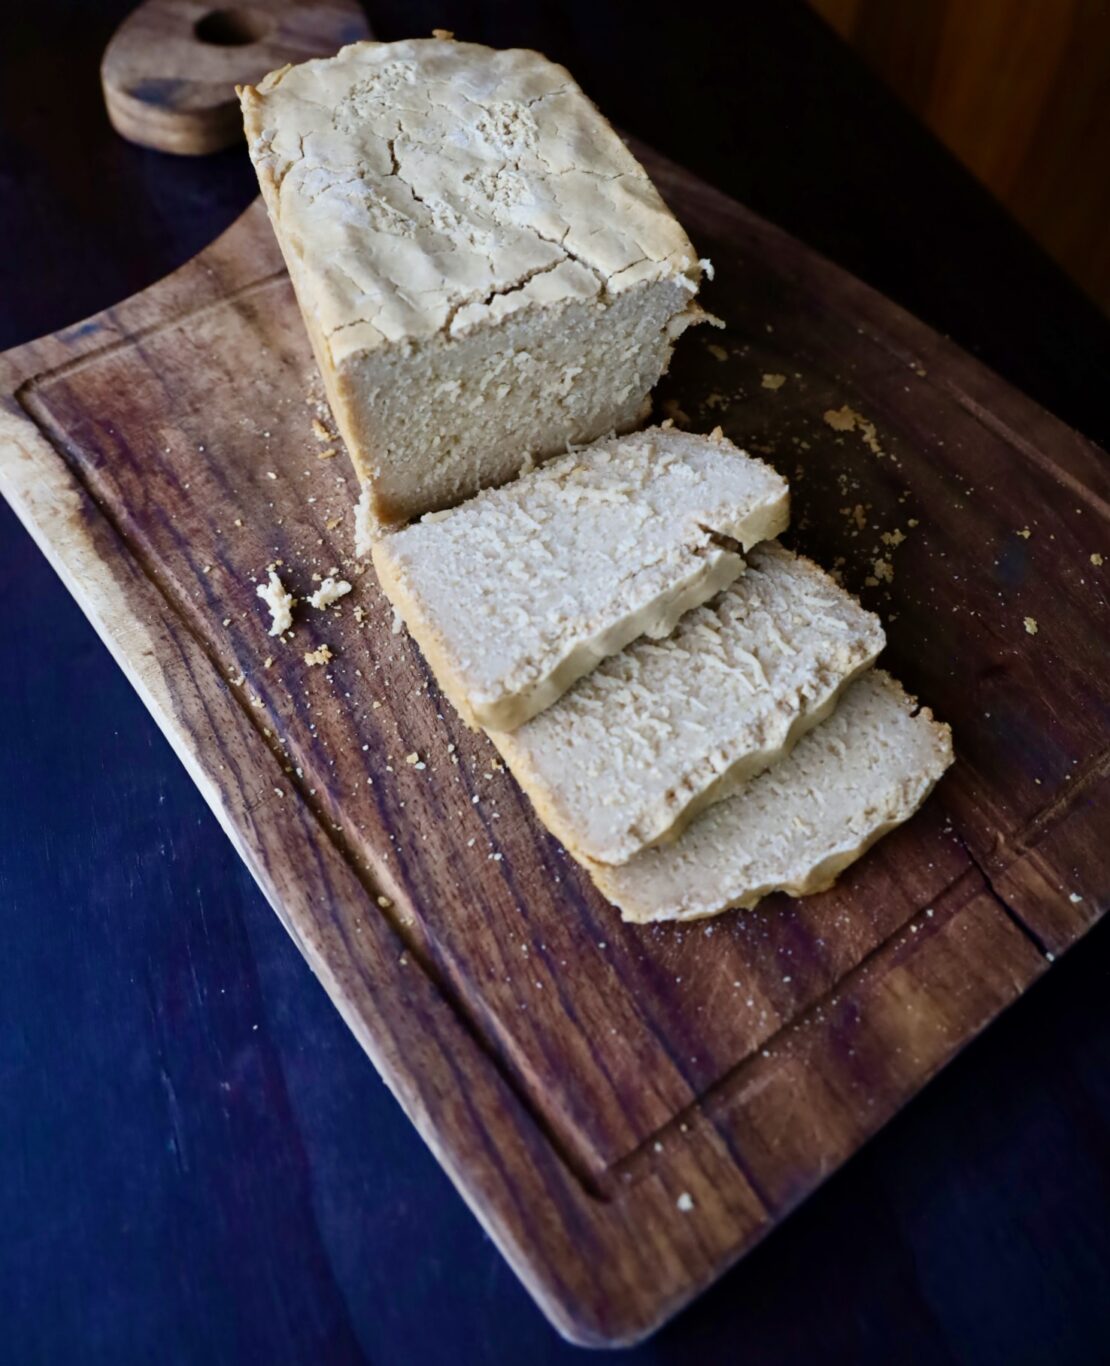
[238,39,702,361]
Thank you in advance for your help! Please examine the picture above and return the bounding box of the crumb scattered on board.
[308,576,352,610]
[304,643,333,666]
[1024,616,1039,636]
[823,404,885,457]
[761,373,786,391]
[257,571,294,637]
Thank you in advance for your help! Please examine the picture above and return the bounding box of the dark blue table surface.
[2,4,1108,1363]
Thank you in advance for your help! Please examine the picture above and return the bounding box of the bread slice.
[492,543,885,863]
[239,38,708,544]
[587,669,953,922]
[372,426,789,731]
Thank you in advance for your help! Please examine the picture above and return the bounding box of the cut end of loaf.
[336,273,704,531]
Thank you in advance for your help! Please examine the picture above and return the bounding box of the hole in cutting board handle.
[194,7,273,46]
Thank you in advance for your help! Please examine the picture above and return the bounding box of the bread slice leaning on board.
[490,543,886,865]
[371,426,789,731]
[587,670,953,922]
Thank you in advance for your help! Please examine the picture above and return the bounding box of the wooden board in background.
[0,145,1106,1344]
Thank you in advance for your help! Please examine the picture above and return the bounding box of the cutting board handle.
[100,0,370,156]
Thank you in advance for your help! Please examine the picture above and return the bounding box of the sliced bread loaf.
[587,669,953,922]
[492,543,885,863]
[239,38,708,542]
[372,427,789,730]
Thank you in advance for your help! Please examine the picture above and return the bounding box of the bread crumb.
[265,471,277,480]
[404,751,422,766]
[377,894,394,908]
[824,404,885,456]
[233,517,243,527]
[1024,616,1038,635]
[1069,891,1083,903]
[1018,527,1031,539]
[311,418,331,441]
[824,405,857,433]
[761,373,786,391]
[308,576,352,610]
[317,448,338,461]
[676,1192,695,1212]
[257,570,294,636]
[431,27,454,38]
[706,343,728,362]
[1091,552,1104,566]
[304,643,333,666]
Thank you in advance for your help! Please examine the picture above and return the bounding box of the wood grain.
[0,143,1105,1343]
[809,0,1110,313]
[101,0,368,154]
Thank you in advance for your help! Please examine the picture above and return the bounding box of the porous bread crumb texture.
[342,278,697,534]
[372,427,790,731]
[492,542,886,864]
[240,38,706,528]
[589,670,953,923]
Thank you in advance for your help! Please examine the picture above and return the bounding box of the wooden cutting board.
[1,145,1107,1346]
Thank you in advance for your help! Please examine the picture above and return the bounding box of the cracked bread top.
[239,38,703,366]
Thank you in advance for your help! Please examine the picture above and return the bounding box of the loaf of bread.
[372,427,789,730]
[587,670,953,922]
[492,543,885,864]
[239,38,708,546]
